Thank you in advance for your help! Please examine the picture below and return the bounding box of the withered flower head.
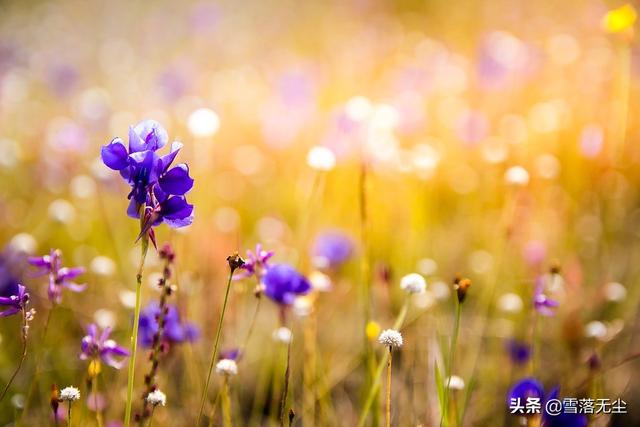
[50,383,60,415]
[227,253,245,272]
[549,261,561,275]
[455,277,472,303]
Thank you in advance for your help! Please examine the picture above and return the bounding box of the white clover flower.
[59,386,81,402]
[272,326,293,344]
[400,273,427,294]
[146,389,166,407]
[215,359,238,376]
[378,329,403,348]
[446,375,465,390]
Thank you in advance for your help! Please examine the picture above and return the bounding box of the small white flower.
[584,321,607,340]
[272,326,293,344]
[306,146,336,171]
[504,166,529,186]
[497,293,524,313]
[59,386,81,402]
[603,282,627,302]
[446,375,465,390]
[146,389,167,407]
[378,329,403,348]
[400,273,427,294]
[216,359,238,376]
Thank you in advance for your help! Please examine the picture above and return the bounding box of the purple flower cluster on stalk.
[138,302,199,348]
[0,284,29,317]
[101,120,194,244]
[80,324,130,369]
[29,249,85,304]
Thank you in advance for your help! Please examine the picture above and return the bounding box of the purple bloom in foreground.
[507,377,544,408]
[312,231,353,269]
[219,348,241,361]
[101,120,194,239]
[138,302,199,348]
[262,264,311,305]
[0,284,29,317]
[506,339,531,365]
[80,323,130,369]
[234,244,274,281]
[541,387,588,427]
[29,249,85,304]
[533,276,559,316]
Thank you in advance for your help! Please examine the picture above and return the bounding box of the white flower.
[446,375,465,390]
[215,359,238,376]
[504,166,529,186]
[146,389,167,407]
[59,386,81,402]
[378,329,403,348]
[400,273,427,294]
[306,146,336,171]
[272,326,293,344]
[497,293,524,313]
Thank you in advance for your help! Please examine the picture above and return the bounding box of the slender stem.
[0,309,28,401]
[221,377,232,427]
[241,296,261,352]
[67,402,72,427]
[357,298,409,427]
[197,267,236,426]
[147,407,156,427]
[442,301,462,427]
[124,240,149,427]
[386,347,392,427]
[280,336,292,426]
[92,374,103,427]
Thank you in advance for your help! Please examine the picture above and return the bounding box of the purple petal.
[159,141,183,171]
[0,307,20,317]
[161,197,194,228]
[132,120,168,152]
[101,138,129,170]
[127,198,141,219]
[63,282,87,292]
[58,267,85,281]
[158,164,194,195]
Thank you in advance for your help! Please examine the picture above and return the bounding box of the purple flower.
[0,284,29,317]
[0,248,25,298]
[312,231,353,269]
[234,244,274,281]
[80,323,129,369]
[542,387,588,427]
[101,120,194,238]
[506,339,531,365]
[219,348,241,361]
[507,377,544,407]
[262,264,311,305]
[29,249,85,304]
[138,302,199,348]
[533,276,559,316]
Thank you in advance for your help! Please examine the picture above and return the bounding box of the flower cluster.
[80,323,130,369]
[101,120,194,242]
[262,264,312,306]
[234,244,274,281]
[29,249,85,304]
[0,284,29,318]
[138,302,199,348]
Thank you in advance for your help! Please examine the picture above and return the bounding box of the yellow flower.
[88,359,102,378]
[365,320,381,342]
[602,4,637,34]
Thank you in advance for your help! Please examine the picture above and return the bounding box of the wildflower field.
[1,1,640,426]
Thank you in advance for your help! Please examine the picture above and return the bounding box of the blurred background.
[0,0,639,425]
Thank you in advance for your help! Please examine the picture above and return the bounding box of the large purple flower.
[542,387,588,427]
[233,244,274,281]
[533,276,559,316]
[0,284,29,317]
[138,302,199,348]
[0,248,24,298]
[507,377,544,407]
[101,120,194,237]
[29,249,85,304]
[261,264,311,305]
[311,231,353,270]
[80,323,130,369]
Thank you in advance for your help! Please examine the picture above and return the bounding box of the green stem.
[197,267,235,426]
[279,337,292,426]
[124,239,149,427]
[67,402,72,427]
[357,297,409,427]
[221,377,232,427]
[385,348,392,427]
[442,301,462,427]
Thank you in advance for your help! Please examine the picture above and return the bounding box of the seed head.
[215,359,238,376]
[146,389,167,407]
[59,386,80,402]
[378,329,403,348]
